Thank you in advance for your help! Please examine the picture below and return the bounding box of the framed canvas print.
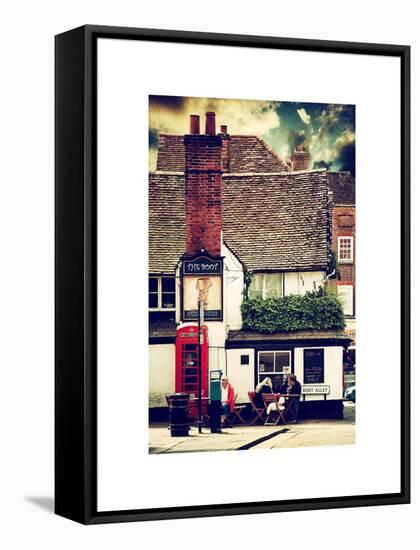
[55,25,410,524]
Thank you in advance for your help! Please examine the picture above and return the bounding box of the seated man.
[274,374,289,394]
[221,375,235,428]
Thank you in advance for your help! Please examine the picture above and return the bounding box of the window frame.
[337,284,354,316]
[337,236,354,264]
[248,272,285,300]
[257,350,291,383]
[148,275,176,311]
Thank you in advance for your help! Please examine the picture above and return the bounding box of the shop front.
[226,329,351,418]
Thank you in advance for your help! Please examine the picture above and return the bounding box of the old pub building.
[149,112,354,419]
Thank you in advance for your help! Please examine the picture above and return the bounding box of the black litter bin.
[168,393,190,437]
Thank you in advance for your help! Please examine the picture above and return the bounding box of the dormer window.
[248,273,284,300]
[149,276,176,310]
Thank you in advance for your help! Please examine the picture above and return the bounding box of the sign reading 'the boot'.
[182,255,223,321]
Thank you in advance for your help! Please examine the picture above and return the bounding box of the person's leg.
[295,400,300,421]
[290,399,299,422]
[221,403,230,427]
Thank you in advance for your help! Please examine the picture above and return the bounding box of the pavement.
[149,401,356,454]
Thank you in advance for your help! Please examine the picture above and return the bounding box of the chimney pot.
[189,114,200,135]
[220,124,228,134]
[205,112,216,135]
[290,148,310,171]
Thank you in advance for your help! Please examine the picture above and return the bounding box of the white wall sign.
[302,385,330,395]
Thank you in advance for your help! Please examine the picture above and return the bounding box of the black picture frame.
[55,25,410,524]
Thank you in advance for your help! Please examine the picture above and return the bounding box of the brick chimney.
[218,124,230,172]
[290,146,310,171]
[184,112,223,257]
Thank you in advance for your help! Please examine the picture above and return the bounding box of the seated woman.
[221,375,235,428]
[253,376,273,408]
[254,376,286,417]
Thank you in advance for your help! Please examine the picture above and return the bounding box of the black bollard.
[209,400,222,433]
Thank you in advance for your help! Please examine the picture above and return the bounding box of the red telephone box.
[175,324,209,398]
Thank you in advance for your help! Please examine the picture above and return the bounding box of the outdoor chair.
[248,391,266,425]
[262,393,286,426]
[280,393,301,423]
[231,393,247,425]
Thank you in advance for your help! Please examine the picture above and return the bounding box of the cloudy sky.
[149,95,355,176]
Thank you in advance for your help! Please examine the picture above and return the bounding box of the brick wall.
[332,204,356,314]
[184,113,222,256]
[290,149,310,171]
[219,125,231,173]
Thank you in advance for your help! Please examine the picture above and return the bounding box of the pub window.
[149,275,176,310]
[303,349,325,384]
[257,351,291,384]
[249,273,284,300]
[338,236,354,264]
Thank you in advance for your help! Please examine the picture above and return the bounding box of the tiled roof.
[155,134,291,173]
[155,135,185,172]
[327,171,355,205]
[222,171,328,271]
[149,172,185,274]
[149,170,328,273]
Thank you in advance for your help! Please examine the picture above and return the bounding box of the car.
[344,385,356,403]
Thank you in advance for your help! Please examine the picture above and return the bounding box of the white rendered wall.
[294,346,343,401]
[149,343,175,406]
[226,348,255,402]
[223,242,244,330]
[201,242,244,378]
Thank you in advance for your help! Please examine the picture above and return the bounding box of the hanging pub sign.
[182,255,223,321]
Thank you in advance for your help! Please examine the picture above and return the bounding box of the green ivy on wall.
[241,286,345,334]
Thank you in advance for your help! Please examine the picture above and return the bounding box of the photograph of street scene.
[148,95,356,454]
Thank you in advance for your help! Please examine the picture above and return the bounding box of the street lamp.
[197,299,204,433]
